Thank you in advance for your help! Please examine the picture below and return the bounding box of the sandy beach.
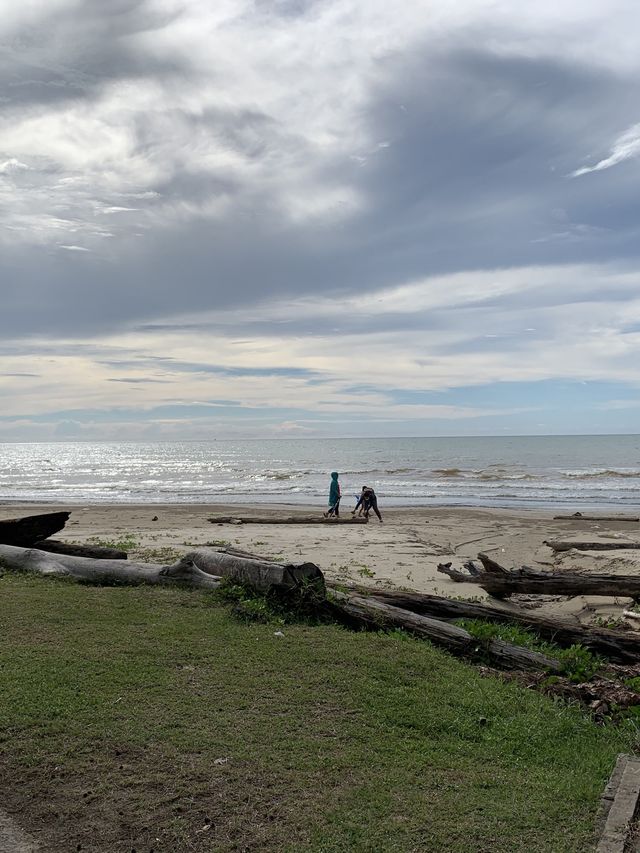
[4,502,640,626]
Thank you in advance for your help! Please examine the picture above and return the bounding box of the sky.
[2,0,640,440]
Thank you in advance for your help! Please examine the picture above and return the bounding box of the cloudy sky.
[2,0,640,440]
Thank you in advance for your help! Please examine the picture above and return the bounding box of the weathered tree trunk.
[553,514,639,522]
[0,544,323,594]
[342,586,640,663]
[33,540,128,560]
[208,515,367,525]
[0,511,70,546]
[330,590,561,672]
[438,553,640,599]
[218,546,278,562]
[186,549,324,593]
[545,539,640,552]
[0,544,219,588]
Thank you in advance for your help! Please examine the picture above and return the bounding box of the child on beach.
[352,486,383,522]
[324,471,341,517]
[353,487,367,516]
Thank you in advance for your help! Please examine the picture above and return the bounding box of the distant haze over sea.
[1,436,639,509]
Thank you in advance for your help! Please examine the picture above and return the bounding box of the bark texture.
[0,512,70,546]
[342,586,640,663]
[0,544,323,594]
[545,539,640,553]
[330,590,561,672]
[33,540,128,560]
[208,515,367,525]
[553,514,639,522]
[438,553,640,600]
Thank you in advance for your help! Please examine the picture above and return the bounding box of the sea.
[0,435,639,510]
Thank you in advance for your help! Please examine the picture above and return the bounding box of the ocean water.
[0,436,639,509]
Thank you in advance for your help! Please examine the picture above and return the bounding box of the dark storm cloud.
[100,358,321,378]
[252,0,321,19]
[1,0,182,110]
[107,377,170,383]
[344,48,640,272]
[2,9,640,341]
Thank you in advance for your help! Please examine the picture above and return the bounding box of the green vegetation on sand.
[0,575,637,852]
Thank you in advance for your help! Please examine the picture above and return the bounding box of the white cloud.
[597,399,640,410]
[1,262,639,437]
[0,158,30,174]
[571,122,640,177]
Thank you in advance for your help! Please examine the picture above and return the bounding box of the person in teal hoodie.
[324,471,341,517]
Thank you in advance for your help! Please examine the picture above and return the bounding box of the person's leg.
[370,497,382,522]
[327,499,339,517]
[334,497,340,517]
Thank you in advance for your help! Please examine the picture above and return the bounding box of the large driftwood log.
[438,553,640,599]
[0,544,323,594]
[545,539,640,552]
[553,513,639,522]
[187,549,324,592]
[0,511,70,546]
[33,540,128,560]
[0,544,219,588]
[330,590,561,672]
[208,515,367,525]
[343,586,640,663]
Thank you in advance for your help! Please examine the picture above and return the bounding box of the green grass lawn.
[0,575,637,852]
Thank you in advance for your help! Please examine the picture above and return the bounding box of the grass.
[454,619,603,682]
[0,575,638,853]
[86,534,139,552]
[130,545,186,564]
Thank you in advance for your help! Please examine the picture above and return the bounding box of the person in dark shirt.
[352,486,367,516]
[352,486,383,522]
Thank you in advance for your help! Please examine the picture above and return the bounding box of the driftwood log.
[344,586,640,663]
[208,515,367,525]
[330,590,562,672]
[553,513,639,523]
[0,544,323,594]
[33,540,128,560]
[0,511,70,546]
[545,539,640,552]
[438,553,640,599]
[226,548,640,662]
[188,549,324,592]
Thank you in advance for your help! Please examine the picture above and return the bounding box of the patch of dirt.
[0,740,324,852]
[0,808,38,852]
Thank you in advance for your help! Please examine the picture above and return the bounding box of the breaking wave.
[562,469,640,479]
[431,467,536,481]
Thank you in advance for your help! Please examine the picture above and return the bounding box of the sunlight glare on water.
[0,436,639,508]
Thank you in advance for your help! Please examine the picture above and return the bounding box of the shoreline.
[1,497,637,513]
[0,500,562,519]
